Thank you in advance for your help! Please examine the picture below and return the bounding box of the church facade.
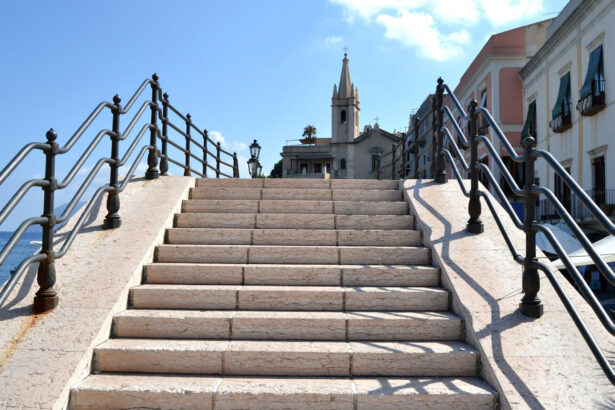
[281,53,401,179]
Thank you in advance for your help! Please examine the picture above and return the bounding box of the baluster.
[216,142,221,178]
[145,73,159,180]
[391,143,396,180]
[160,93,169,176]
[413,116,420,178]
[520,135,544,318]
[184,114,191,176]
[33,128,60,313]
[430,96,437,177]
[233,152,239,178]
[202,129,208,177]
[104,94,122,229]
[466,100,484,234]
[434,78,448,183]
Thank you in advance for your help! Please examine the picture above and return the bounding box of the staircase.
[69,179,497,409]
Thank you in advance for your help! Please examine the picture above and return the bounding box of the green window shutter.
[552,73,570,119]
[580,45,603,100]
[522,101,536,140]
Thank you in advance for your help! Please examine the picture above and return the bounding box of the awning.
[521,100,536,140]
[536,223,580,255]
[579,45,603,100]
[552,72,570,119]
[552,235,615,269]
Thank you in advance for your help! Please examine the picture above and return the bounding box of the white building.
[520,0,615,227]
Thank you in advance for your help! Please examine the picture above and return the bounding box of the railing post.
[233,152,239,178]
[202,129,208,177]
[104,94,122,230]
[184,114,191,176]
[430,96,437,177]
[145,73,159,180]
[391,143,396,180]
[216,142,221,178]
[434,78,448,183]
[466,100,484,234]
[33,128,60,313]
[520,135,544,318]
[413,116,420,178]
[159,93,169,176]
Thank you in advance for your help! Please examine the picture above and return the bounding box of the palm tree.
[302,125,317,139]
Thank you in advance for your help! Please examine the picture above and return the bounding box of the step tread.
[133,284,447,292]
[72,374,496,410]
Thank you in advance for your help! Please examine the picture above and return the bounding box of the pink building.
[448,20,552,197]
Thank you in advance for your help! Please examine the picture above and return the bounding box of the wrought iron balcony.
[549,105,572,133]
[577,80,606,117]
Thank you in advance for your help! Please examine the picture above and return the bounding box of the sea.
[0,231,41,286]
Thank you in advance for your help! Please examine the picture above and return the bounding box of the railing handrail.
[0,74,245,313]
[374,76,615,383]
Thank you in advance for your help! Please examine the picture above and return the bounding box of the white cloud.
[210,131,225,146]
[323,36,344,47]
[377,10,471,61]
[329,0,544,60]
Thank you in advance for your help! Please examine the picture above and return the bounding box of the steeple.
[337,53,352,98]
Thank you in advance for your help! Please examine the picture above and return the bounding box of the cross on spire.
[343,46,349,56]
[374,116,380,123]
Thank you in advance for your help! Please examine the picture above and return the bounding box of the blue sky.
[0,0,567,230]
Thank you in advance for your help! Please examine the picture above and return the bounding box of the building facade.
[519,0,615,227]
[281,54,401,179]
[445,20,552,200]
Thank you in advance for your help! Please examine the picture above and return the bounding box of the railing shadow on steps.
[376,77,615,384]
[0,74,243,313]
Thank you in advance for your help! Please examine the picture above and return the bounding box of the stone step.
[174,213,414,230]
[94,339,478,377]
[182,200,408,215]
[193,178,400,190]
[189,188,401,202]
[165,228,420,247]
[144,263,439,287]
[155,245,429,265]
[130,285,449,311]
[70,374,496,410]
[113,310,462,341]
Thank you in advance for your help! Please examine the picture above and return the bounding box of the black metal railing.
[375,77,615,384]
[0,74,243,312]
[538,189,615,222]
[549,102,572,133]
[577,79,606,116]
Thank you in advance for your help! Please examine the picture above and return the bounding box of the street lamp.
[247,139,262,178]
[249,139,261,160]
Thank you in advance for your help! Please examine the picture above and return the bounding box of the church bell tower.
[331,53,360,143]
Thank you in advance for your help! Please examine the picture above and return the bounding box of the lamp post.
[247,139,262,178]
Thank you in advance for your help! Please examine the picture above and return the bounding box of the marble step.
[182,200,408,215]
[144,263,440,287]
[70,375,496,410]
[174,213,414,230]
[189,188,402,202]
[94,339,479,377]
[155,245,429,265]
[130,285,449,311]
[113,310,462,341]
[165,228,420,247]
[194,178,400,190]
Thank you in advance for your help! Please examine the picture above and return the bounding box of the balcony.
[549,105,572,133]
[537,189,615,223]
[577,80,606,117]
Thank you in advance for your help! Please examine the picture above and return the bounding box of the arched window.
[340,110,347,123]
[340,158,346,170]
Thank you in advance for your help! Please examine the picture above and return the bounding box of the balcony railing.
[550,103,572,133]
[577,80,606,117]
[538,189,615,222]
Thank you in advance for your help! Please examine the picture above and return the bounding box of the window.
[550,73,572,133]
[521,101,537,140]
[371,153,382,171]
[554,167,571,212]
[500,156,525,197]
[340,158,346,170]
[340,109,347,123]
[314,163,322,174]
[592,156,605,204]
[300,163,308,175]
[578,45,606,116]
[478,89,489,136]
